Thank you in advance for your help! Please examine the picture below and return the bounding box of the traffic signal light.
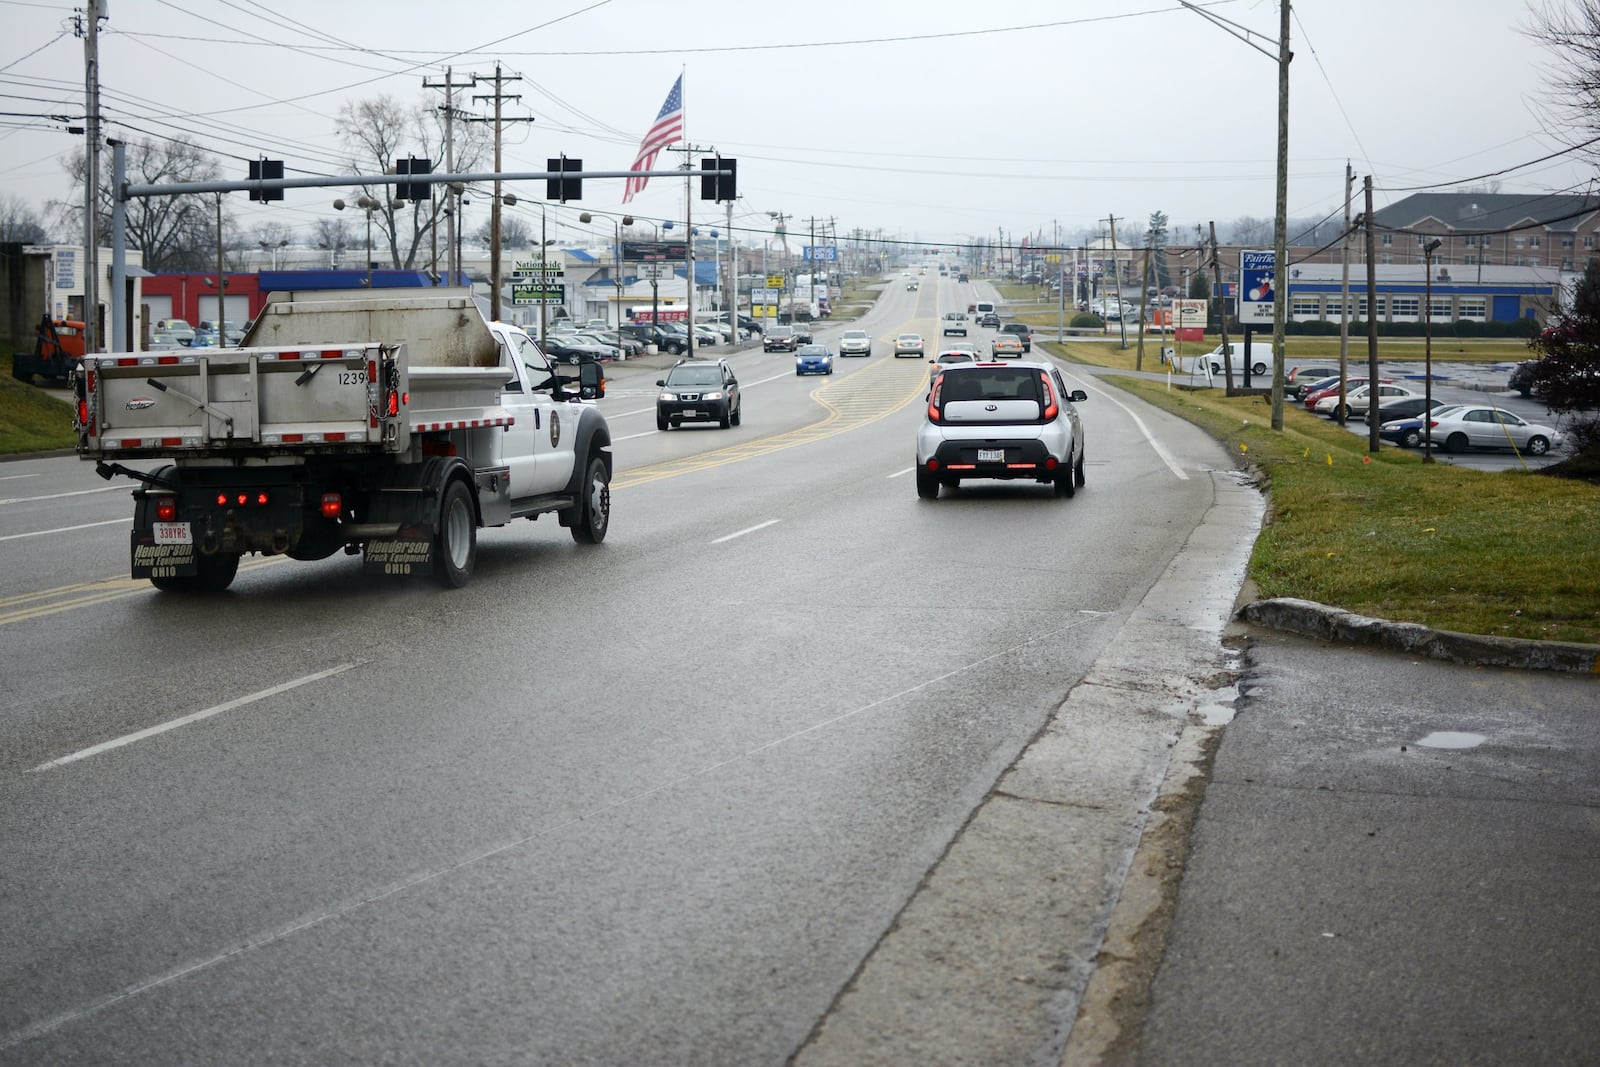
[248,158,283,202]
[700,156,736,202]
[547,156,582,202]
[394,156,432,201]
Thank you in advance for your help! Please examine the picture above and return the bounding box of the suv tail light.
[1040,373,1060,421]
[927,378,944,423]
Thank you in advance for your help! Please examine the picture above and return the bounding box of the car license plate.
[682,410,701,418]
[154,521,192,544]
[978,448,1005,463]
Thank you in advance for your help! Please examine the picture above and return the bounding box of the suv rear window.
[938,367,1043,403]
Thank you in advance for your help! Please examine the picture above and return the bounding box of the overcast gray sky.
[1,0,1588,251]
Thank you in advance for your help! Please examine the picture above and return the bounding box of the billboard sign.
[1239,250,1276,324]
[802,245,837,262]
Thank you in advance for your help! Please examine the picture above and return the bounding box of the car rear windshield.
[939,367,1043,402]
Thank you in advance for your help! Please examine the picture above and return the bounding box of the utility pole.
[1106,214,1127,349]
[1136,239,1152,370]
[78,0,106,353]
[469,65,532,320]
[1210,221,1233,391]
[424,67,474,282]
[1363,176,1380,453]
[1269,0,1292,430]
[1338,162,1353,426]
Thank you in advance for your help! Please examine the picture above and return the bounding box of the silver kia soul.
[915,361,1087,499]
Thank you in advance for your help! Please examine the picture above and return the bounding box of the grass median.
[1044,341,1599,645]
[0,354,77,456]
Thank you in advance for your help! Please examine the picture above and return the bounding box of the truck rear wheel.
[432,479,476,588]
[569,453,610,544]
[195,552,241,591]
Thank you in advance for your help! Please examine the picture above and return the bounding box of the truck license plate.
[153,522,192,544]
[978,448,1005,463]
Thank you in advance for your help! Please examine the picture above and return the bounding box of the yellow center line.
[614,356,931,490]
[0,557,287,627]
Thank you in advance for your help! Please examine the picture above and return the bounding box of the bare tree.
[1526,1,1600,158]
[0,195,50,243]
[1226,216,1273,246]
[311,216,354,266]
[335,94,488,271]
[57,136,225,272]
[475,214,530,249]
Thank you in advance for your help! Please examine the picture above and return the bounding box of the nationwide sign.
[511,258,561,280]
[511,282,564,306]
[1239,250,1276,325]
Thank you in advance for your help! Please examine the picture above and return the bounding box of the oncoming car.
[656,358,742,430]
[838,329,873,357]
[794,343,834,376]
[915,361,1087,499]
[893,333,926,358]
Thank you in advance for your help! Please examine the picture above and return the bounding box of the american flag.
[622,75,684,204]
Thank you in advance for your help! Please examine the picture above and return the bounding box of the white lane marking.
[1,612,1109,1049]
[0,472,42,482]
[0,484,127,505]
[710,518,780,544]
[1059,369,1189,481]
[30,663,358,772]
[888,466,914,479]
[0,518,126,541]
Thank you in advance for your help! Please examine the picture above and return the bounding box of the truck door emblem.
[126,397,156,411]
[549,409,561,448]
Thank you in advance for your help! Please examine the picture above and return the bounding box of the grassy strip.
[1088,368,1599,644]
[0,355,78,456]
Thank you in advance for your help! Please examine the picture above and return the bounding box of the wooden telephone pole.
[468,66,534,321]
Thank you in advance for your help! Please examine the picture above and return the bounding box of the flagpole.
[682,68,693,325]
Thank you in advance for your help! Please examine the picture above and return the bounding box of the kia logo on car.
[125,397,156,411]
[984,403,998,412]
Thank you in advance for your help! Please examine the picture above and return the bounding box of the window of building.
[1391,297,1420,317]
[1514,256,1526,266]
[1457,298,1486,319]
[1531,236,1542,248]
[1380,254,1394,265]
[1531,256,1541,267]
[1562,235,1575,248]
[1428,297,1452,319]
[1563,258,1574,270]
[1466,254,1478,265]
[1514,235,1527,248]
[1482,235,1493,248]
[1291,298,1321,317]
[1379,233,1393,246]
[1465,235,1478,247]
[1585,235,1595,249]
[1357,297,1370,318]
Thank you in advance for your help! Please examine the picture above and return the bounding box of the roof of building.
[1372,192,1600,235]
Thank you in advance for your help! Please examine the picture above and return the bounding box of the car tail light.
[321,493,342,519]
[1040,373,1059,421]
[927,379,944,422]
[155,497,177,522]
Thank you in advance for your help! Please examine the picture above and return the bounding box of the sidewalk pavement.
[1078,600,1600,1066]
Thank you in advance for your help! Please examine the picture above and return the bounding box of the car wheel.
[719,406,731,429]
[915,467,940,500]
[431,479,476,589]
[1402,428,1422,448]
[1252,362,1267,376]
[1527,435,1550,455]
[567,452,610,545]
[1445,432,1469,454]
[731,404,741,426]
[1517,385,1532,399]
[1074,447,1086,487]
[656,414,669,431]
[1210,362,1223,375]
[1054,453,1076,498]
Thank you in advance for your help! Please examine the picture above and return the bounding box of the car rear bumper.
[919,438,1063,480]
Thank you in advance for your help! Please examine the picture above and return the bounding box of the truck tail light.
[320,493,342,519]
[155,497,177,522]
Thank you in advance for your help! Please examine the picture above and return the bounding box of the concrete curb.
[1237,596,1600,674]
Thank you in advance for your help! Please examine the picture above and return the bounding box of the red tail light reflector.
[77,400,88,425]
[320,493,342,518]
[256,492,270,506]
[155,497,177,522]
[156,355,179,365]
[1040,373,1060,421]
[215,492,228,507]
[387,392,399,417]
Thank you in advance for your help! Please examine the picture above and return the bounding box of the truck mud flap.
[131,530,197,580]
[362,525,433,577]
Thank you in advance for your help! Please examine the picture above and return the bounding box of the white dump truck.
[75,289,611,591]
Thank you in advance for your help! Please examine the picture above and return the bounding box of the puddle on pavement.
[1416,731,1487,750]
[1192,683,1240,726]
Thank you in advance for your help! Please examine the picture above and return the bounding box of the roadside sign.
[765,273,785,289]
[511,282,564,306]
[511,258,562,282]
[752,287,778,306]
[1239,250,1275,324]
[638,263,669,281]
[802,246,837,262]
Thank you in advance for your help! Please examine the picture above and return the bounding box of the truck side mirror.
[579,360,605,400]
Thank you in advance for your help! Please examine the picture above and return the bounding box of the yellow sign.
[766,274,785,290]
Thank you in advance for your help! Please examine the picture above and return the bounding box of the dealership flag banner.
[622,75,684,204]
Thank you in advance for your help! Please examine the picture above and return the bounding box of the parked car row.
[1379,404,1564,454]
